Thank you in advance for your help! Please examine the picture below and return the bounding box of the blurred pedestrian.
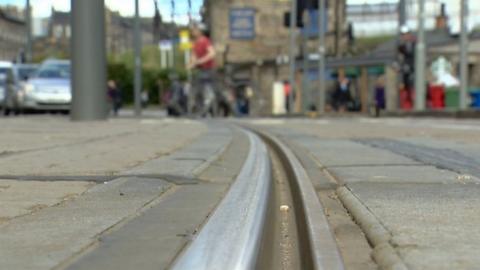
[141,89,149,108]
[283,80,291,113]
[398,25,416,110]
[107,80,121,116]
[188,22,217,117]
[374,76,386,117]
[332,70,352,112]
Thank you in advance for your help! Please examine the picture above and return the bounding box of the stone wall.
[0,10,26,61]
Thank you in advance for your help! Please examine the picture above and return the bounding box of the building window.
[66,25,71,38]
[54,25,63,38]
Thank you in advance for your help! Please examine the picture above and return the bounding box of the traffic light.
[284,0,324,28]
[283,11,304,28]
[306,0,318,10]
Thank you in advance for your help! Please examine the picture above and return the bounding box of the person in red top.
[189,23,216,71]
[188,23,217,116]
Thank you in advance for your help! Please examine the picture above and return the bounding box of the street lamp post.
[25,0,32,62]
[317,0,326,114]
[71,0,108,121]
[134,0,142,117]
[399,0,407,27]
[288,0,297,114]
[459,0,469,110]
[414,0,426,111]
[302,11,309,113]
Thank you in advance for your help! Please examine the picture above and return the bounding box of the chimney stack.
[435,3,448,30]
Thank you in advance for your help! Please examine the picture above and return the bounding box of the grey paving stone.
[349,182,480,270]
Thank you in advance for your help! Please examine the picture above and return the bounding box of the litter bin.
[428,84,445,109]
[444,87,459,109]
[470,89,480,109]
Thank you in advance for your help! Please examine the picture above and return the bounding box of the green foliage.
[352,35,394,55]
[107,62,134,104]
[107,45,189,105]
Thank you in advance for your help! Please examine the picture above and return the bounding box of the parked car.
[17,59,71,113]
[4,64,38,115]
[0,61,13,107]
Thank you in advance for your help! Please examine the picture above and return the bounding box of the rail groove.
[257,130,345,270]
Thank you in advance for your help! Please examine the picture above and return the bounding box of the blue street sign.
[230,8,256,40]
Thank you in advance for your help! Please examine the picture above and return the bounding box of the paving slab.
[329,165,470,184]
[0,120,207,176]
[0,117,161,153]
[67,183,228,270]
[65,128,249,270]
[0,179,93,222]
[348,182,480,270]
[126,123,232,176]
[356,138,480,180]
[0,119,234,270]
[0,177,172,270]
[289,137,419,167]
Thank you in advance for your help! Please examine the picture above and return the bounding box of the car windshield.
[36,63,70,79]
[18,67,37,81]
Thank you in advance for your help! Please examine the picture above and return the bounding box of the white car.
[0,61,13,106]
[18,60,71,113]
[4,64,38,115]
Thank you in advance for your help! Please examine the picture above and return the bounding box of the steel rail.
[171,130,272,270]
[258,130,345,270]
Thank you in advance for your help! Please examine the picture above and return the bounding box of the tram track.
[171,128,344,270]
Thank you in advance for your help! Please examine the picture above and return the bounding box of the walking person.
[141,89,149,108]
[332,70,352,112]
[374,76,386,117]
[107,80,121,116]
[283,80,292,113]
[398,26,416,110]
[188,22,217,117]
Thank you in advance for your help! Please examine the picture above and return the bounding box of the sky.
[347,0,480,35]
[0,0,478,28]
[0,0,203,23]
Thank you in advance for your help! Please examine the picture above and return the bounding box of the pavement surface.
[0,116,247,270]
[252,117,480,270]
[1,115,480,270]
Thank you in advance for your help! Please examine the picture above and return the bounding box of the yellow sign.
[180,30,192,51]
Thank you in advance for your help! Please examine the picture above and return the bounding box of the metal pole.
[25,0,32,62]
[460,0,469,110]
[414,0,426,111]
[317,0,326,113]
[71,0,108,121]
[399,0,407,27]
[134,0,142,117]
[171,0,176,69]
[288,0,297,114]
[302,11,309,113]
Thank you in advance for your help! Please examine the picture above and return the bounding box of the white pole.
[414,0,426,111]
[459,0,469,110]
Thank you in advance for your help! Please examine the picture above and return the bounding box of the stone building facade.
[38,8,165,59]
[203,0,348,115]
[0,8,26,61]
